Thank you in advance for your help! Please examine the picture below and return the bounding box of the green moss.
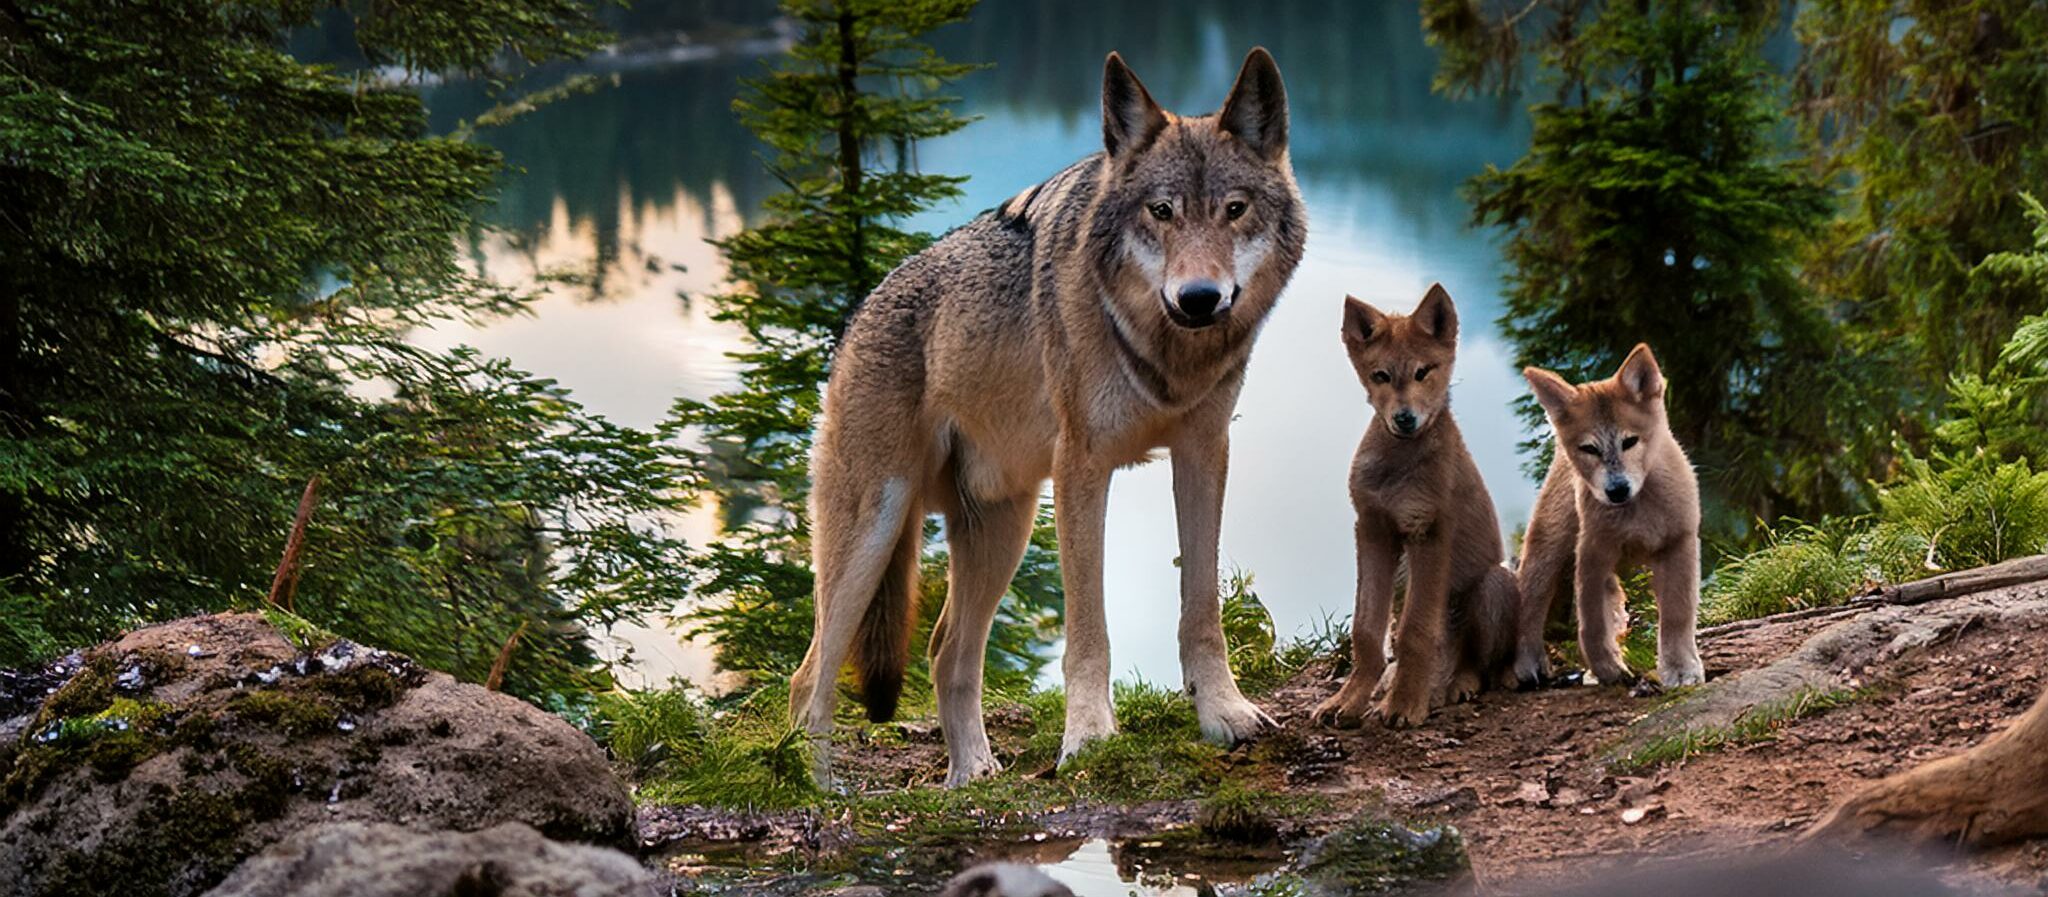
[261,606,338,652]
[306,665,404,713]
[1197,779,1282,842]
[37,654,118,723]
[1613,686,1867,773]
[1297,816,1470,894]
[3,696,178,807]
[227,689,341,737]
[36,782,253,897]
[1061,733,1226,802]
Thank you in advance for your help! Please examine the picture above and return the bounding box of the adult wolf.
[789,48,1306,787]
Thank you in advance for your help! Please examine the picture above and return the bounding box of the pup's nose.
[1604,480,1632,504]
[1175,282,1224,319]
[1392,410,1418,435]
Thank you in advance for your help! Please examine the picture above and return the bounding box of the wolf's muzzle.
[1162,282,1237,329]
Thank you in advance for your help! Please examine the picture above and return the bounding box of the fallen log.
[1698,604,1870,640]
[1859,554,2048,606]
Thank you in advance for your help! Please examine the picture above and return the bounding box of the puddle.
[1039,837,1285,896]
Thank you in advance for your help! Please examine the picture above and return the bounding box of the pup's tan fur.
[1313,285,1520,728]
[1514,345,1706,688]
[789,49,1306,786]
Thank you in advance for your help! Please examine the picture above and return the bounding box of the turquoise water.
[419,1,1537,687]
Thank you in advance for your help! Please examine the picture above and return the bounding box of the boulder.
[0,613,634,897]
[203,821,664,897]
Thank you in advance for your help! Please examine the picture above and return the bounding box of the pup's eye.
[1577,444,1602,457]
[1415,365,1435,382]
[1622,435,1640,450]
[1371,371,1391,385]
[1148,201,1174,222]
[1225,200,1248,220]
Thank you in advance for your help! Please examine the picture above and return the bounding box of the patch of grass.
[260,606,337,652]
[1060,732,1227,802]
[1197,779,1284,842]
[634,727,819,809]
[1614,686,1865,773]
[1703,519,1927,625]
[1113,679,1200,737]
[592,687,707,774]
[1226,571,1346,695]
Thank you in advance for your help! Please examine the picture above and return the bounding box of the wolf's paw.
[1370,690,1432,729]
[1509,648,1550,691]
[1056,707,1117,767]
[1313,678,1377,729]
[807,738,839,792]
[1657,658,1705,688]
[943,750,1003,788]
[1196,692,1276,746]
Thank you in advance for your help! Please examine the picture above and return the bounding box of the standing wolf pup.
[789,48,1305,786]
[1513,345,1705,689]
[1313,285,1520,728]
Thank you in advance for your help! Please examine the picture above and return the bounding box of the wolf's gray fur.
[788,47,1307,787]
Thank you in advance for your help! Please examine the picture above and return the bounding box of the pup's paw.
[1657,658,1706,688]
[1196,693,1276,746]
[943,750,1003,788]
[1586,658,1639,687]
[1509,647,1551,691]
[1313,678,1376,728]
[1444,668,1483,706]
[1370,691,1432,729]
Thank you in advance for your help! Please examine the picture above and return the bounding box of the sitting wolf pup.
[1314,284,1520,728]
[1513,345,1705,689]
[789,48,1306,787]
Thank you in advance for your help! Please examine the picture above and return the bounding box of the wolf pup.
[789,48,1305,786]
[1513,345,1705,689]
[1313,285,1520,728]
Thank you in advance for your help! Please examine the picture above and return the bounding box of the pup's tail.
[851,513,922,723]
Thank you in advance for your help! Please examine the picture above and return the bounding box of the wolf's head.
[1524,345,1670,506]
[1092,48,1304,332]
[1341,284,1459,439]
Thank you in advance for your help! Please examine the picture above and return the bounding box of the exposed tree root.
[1806,683,2048,849]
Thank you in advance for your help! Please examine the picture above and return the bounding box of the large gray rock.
[204,821,664,897]
[0,613,634,897]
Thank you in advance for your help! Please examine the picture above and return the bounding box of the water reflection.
[421,0,1538,687]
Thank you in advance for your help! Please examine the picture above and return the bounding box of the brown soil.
[797,584,2048,894]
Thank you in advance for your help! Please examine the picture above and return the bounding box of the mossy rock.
[0,613,633,897]
[1292,813,1470,895]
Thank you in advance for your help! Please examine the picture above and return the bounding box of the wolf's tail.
[851,513,922,723]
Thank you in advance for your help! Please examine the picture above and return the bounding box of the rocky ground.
[643,578,2048,895]
[4,579,2047,896]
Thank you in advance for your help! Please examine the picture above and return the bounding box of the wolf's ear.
[1219,47,1287,160]
[1342,295,1385,346]
[1413,282,1458,344]
[1616,343,1665,401]
[1102,52,1168,157]
[1524,367,1577,419]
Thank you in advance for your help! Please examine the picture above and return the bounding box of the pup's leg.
[1170,426,1275,745]
[1471,564,1521,694]
[790,473,916,786]
[1650,537,1705,686]
[1054,446,1116,765]
[1573,533,1635,685]
[1511,492,1575,688]
[1375,536,1451,727]
[932,493,1036,786]
[1314,522,1396,727]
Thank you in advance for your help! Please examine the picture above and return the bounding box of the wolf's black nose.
[1176,282,1223,318]
[1605,481,1631,503]
[1392,410,1418,434]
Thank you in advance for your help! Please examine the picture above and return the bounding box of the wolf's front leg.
[1170,427,1275,745]
[1054,448,1117,765]
[1650,537,1705,686]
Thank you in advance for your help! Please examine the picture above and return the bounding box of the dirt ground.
[657,583,2048,894]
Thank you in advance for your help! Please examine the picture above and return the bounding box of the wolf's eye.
[1622,435,1640,450]
[1371,371,1391,385]
[1577,444,1601,457]
[1225,200,1248,220]
[1148,201,1174,222]
[1415,365,1435,382]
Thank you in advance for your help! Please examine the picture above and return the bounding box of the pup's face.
[1097,48,1300,330]
[1524,344,1669,506]
[1341,284,1458,439]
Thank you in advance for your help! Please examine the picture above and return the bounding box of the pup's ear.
[1342,295,1386,347]
[1219,47,1287,159]
[1102,52,1167,157]
[1413,282,1458,344]
[1523,367,1577,419]
[1616,343,1665,401]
